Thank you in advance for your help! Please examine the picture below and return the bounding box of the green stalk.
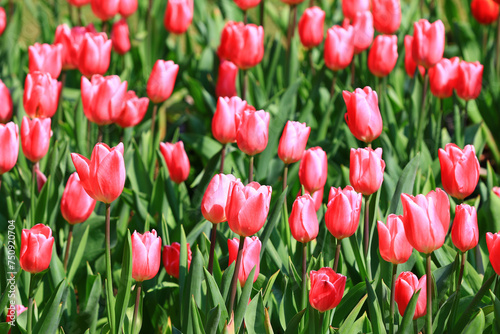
[414,73,429,157]
[248,156,254,183]
[27,274,34,334]
[151,104,158,141]
[389,263,398,334]
[364,195,371,258]
[457,251,466,292]
[31,163,37,227]
[63,225,74,271]
[105,203,116,333]
[333,238,341,272]
[241,70,248,101]
[132,281,142,334]
[496,16,500,75]
[228,235,246,314]
[300,243,308,330]
[207,223,217,275]
[282,165,291,250]
[426,253,432,334]
[220,144,227,174]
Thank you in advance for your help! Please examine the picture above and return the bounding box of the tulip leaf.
[70,273,102,334]
[332,281,367,326]
[245,294,267,334]
[432,291,456,333]
[398,289,421,334]
[204,268,228,332]
[33,278,67,334]
[189,295,206,334]
[283,308,306,334]
[67,225,89,285]
[221,262,236,304]
[234,266,257,332]
[260,187,287,256]
[388,154,420,216]
[365,278,387,334]
[182,246,204,330]
[205,304,221,334]
[462,308,485,334]
[115,230,133,334]
[489,291,500,332]
[263,270,280,306]
[338,294,368,332]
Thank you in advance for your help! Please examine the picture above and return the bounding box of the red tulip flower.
[368,35,398,78]
[6,305,28,326]
[132,230,162,282]
[395,272,427,319]
[299,147,328,194]
[343,87,383,143]
[404,35,425,78]
[23,72,62,119]
[21,117,51,163]
[348,11,374,55]
[298,188,324,211]
[61,173,97,224]
[493,187,500,198]
[325,186,362,240]
[342,0,370,21]
[298,7,326,49]
[228,236,261,286]
[324,25,354,71]
[289,194,319,243]
[236,109,270,156]
[91,0,120,21]
[0,7,6,36]
[428,57,460,99]
[35,166,47,193]
[54,24,97,70]
[160,141,191,184]
[0,122,19,175]
[0,79,13,123]
[163,242,192,278]
[212,96,249,145]
[201,173,238,224]
[471,0,499,25]
[455,61,483,101]
[372,0,401,34]
[71,143,126,204]
[487,232,500,275]
[377,214,413,264]
[349,147,385,196]
[147,60,179,104]
[78,32,112,77]
[218,22,265,70]
[216,60,238,98]
[111,19,131,55]
[451,204,478,253]
[401,188,450,254]
[278,121,311,165]
[115,91,150,128]
[164,0,194,34]
[28,43,63,79]
[119,0,138,17]
[438,143,480,200]
[67,0,91,6]
[412,19,445,69]
[234,0,261,10]
[309,268,346,312]
[20,224,54,273]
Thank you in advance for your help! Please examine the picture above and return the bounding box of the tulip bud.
[280,0,305,4]
[28,43,63,79]
[54,24,97,70]
[212,96,249,145]
[412,19,445,69]
[61,173,97,224]
[71,143,126,204]
[120,0,138,17]
[349,147,385,196]
[0,79,13,123]
[0,7,6,36]
[455,61,483,101]
[228,236,261,286]
[218,21,242,61]
[347,11,374,55]
[471,0,499,25]
[132,230,162,282]
[236,109,270,156]
[20,224,54,273]
[404,35,425,78]
[438,144,480,200]
[368,35,398,78]
[428,57,460,99]
[342,0,370,21]
[309,268,346,312]
[278,121,311,165]
[111,19,131,55]
[401,188,450,254]
[78,32,112,77]
[21,117,51,163]
[216,60,238,98]
[115,91,149,128]
[372,0,401,34]
[0,122,19,175]
[343,87,383,143]
[164,0,194,34]
[298,188,324,211]
[226,181,272,237]
[91,0,120,21]
[160,141,190,184]
[324,25,354,71]
[487,232,500,275]
[289,194,319,243]
[162,242,192,278]
[23,72,62,119]
[81,75,128,125]
[451,204,478,253]
[35,166,47,192]
[6,305,27,325]
[218,22,265,70]
[493,187,500,198]
[146,60,179,104]
[395,272,427,319]
[325,186,362,240]
[234,0,261,10]
[377,214,413,264]
[202,173,238,224]
[298,7,325,49]
[299,147,328,194]
[67,0,91,6]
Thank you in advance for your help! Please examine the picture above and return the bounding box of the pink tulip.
[324,25,354,71]
[278,121,311,165]
[234,0,261,10]
[451,204,478,253]
[342,0,370,21]
[289,194,319,243]
[298,147,328,194]
[228,236,261,286]
[486,232,500,275]
[201,173,238,224]
[132,230,162,282]
[91,0,120,20]
[298,7,326,49]
[377,214,413,264]
[78,32,112,77]
[349,147,385,196]
[23,72,62,119]
[67,0,91,6]
[404,35,425,78]
[212,96,249,145]
[299,188,324,211]
[372,0,401,34]
[309,268,346,312]
[120,0,138,17]
[343,87,383,143]
[368,35,398,77]
[412,19,445,69]
[0,79,13,123]
[395,272,427,319]
[0,122,19,175]
[35,165,47,192]
[0,7,5,36]
[111,19,131,55]
[61,172,97,224]
[325,186,362,240]
[147,60,179,104]
[20,224,54,273]
[428,57,460,99]
[54,24,97,70]
[216,60,238,98]
[160,141,191,184]
[163,242,192,278]
[348,11,374,55]
[236,109,270,156]
[455,61,483,101]
[493,187,500,198]
[115,91,149,128]
[28,43,63,78]
[164,0,194,34]
[218,22,265,70]
[21,117,51,163]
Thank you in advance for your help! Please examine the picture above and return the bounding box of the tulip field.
[3,0,500,333]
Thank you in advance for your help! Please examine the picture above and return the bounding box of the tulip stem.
[308,50,315,76]
[496,16,500,75]
[319,311,324,332]
[132,281,142,334]
[77,6,82,26]
[105,203,116,334]
[243,10,248,24]
[389,263,398,334]
[97,126,103,143]
[0,175,2,192]
[413,320,418,334]
[31,163,37,227]
[363,195,370,258]
[248,156,254,183]
[301,242,308,309]
[350,58,355,87]
[220,144,226,173]
[333,238,341,272]
[151,104,158,139]
[27,274,34,334]
[414,72,429,157]
[241,70,248,101]
[434,99,443,156]
[330,73,337,98]
[64,225,74,271]
[457,251,466,292]
[259,0,264,27]
[207,223,217,274]
[426,253,432,334]
[229,235,246,314]
[58,71,67,125]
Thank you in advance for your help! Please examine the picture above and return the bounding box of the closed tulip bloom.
[132,230,162,282]
[236,109,270,156]
[289,194,319,243]
[324,25,354,71]
[299,147,328,194]
[54,24,97,70]
[164,0,194,34]
[455,61,483,101]
[160,141,190,184]
[91,0,120,20]
[404,35,425,78]
[493,187,500,198]
[67,0,91,6]
[162,242,192,278]
[372,0,401,34]
[0,79,13,123]
[234,0,261,10]
[298,188,324,211]
[298,7,326,49]
[349,147,385,196]
[451,204,478,253]
[111,19,131,55]
[71,143,126,204]
[342,0,370,21]
[377,214,413,264]
[401,188,450,254]
[120,0,138,17]
[212,96,249,144]
[412,19,445,69]
[35,166,47,192]
[471,0,499,25]
[278,121,311,165]
[368,35,398,77]
[216,60,238,98]
[438,144,480,200]
[201,173,238,224]
[226,181,272,237]
[81,75,128,125]
[78,32,112,77]
[218,21,243,61]
[0,7,5,36]
[325,186,362,240]
[228,236,261,286]
[23,72,62,119]
[348,11,374,55]
[487,232,500,275]
[395,272,427,319]
[6,305,28,325]
[20,224,54,273]
[21,117,51,163]
[61,173,96,224]
[428,57,460,99]
[0,122,19,175]
[309,268,346,312]
[115,91,149,128]
[28,43,63,79]
[147,60,179,104]
[233,25,265,70]
[343,87,383,143]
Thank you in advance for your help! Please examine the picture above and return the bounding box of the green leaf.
[70,274,102,334]
[33,278,67,334]
[245,294,266,334]
[389,154,420,215]
[182,246,205,330]
[67,225,89,285]
[283,308,306,334]
[260,188,287,256]
[333,281,367,326]
[205,305,221,334]
[490,291,500,333]
[189,295,206,334]
[462,308,485,334]
[365,278,387,334]
[115,230,133,334]
[263,270,280,306]
[234,266,257,332]
[204,268,229,332]
[398,289,421,334]
[221,262,235,304]
[338,294,368,332]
